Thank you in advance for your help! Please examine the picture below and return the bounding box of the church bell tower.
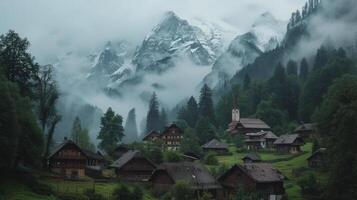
[232,95,240,122]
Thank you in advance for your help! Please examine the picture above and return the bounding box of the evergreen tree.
[243,74,251,90]
[71,116,82,143]
[178,96,199,128]
[299,58,309,80]
[0,30,39,97]
[313,75,357,199]
[198,84,215,125]
[123,108,139,143]
[159,108,168,130]
[180,128,202,156]
[313,46,328,71]
[286,60,298,76]
[97,107,124,154]
[146,92,160,132]
[195,117,216,145]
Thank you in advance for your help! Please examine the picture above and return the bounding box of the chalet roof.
[48,139,104,160]
[294,123,316,132]
[152,162,221,189]
[245,138,265,143]
[110,150,155,169]
[201,139,228,150]
[142,130,160,141]
[242,153,261,162]
[274,134,301,145]
[242,163,283,183]
[307,148,326,160]
[219,163,283,184]
[264,131,278,139]
[228,118,270,132]
[161,123,183,136]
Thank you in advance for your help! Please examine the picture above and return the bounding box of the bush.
[112,184,143,200]
[56,193,89,200]
[30,182,54,196]
[297,173,321,195]
[131,185,143,200]
[204,152,219,165]
[83,189,106,200]
[164,151,183,162]
[172,181,194,200]
[160,192,172,200]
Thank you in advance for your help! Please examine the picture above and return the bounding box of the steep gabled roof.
[48,139,104,160]
[307,148,327,160]
[142,130,160,141]
[110,150,155,169]
[274,134,302,145]
[161,123,183,136]
[202,139,228,150]
[151,162,221,189]
[219,163,283,184]
[294,123,316,132]
[239,118,271,129]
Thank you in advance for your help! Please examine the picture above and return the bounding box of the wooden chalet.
[307,148,327,168]
[160,123,183,150]
[294,123,316,140]
[218,163,285,200]
[242,153,262,163]
[150,162,223,199]
[110,150,156,182]
[244,131,278,150]
[47,138,105,179]
[228,118,271,136]
[274,134,304,154]
[201,139,229,154]
[142,130,160,142]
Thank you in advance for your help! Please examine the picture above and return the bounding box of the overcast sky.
[0,0,305,63]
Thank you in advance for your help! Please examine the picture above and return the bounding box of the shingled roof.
[307,148,327,160]
[294,123,316,132]
[142,130,160,141]
[151,162,221,189]
[110,150,155,169]
[242,153,262,162]
[202,139,228,150]
[239,118,271,129]
[274,134,301,145]
[219,163,283,184]
[48,139,104,160]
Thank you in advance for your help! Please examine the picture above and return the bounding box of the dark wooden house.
[202,139,229,154]
[160,123,183,150]
[244,131,278,150]
[150,162,223,199]
[218,163,285,200]
[48,138,105,179]
[143,130,161,142]
[228,118,271,136]
[110,150,156,182]
[307,148,326,168]
[242,153,261,163]
[274,134,304,154]
[294,123,316,140]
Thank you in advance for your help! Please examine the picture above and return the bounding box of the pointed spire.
[232,94,238,109]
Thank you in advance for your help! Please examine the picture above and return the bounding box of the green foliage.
[180,128,202,156]
[71,117,95,151]
[297,173,321,196]
[177,96,199,127]
[198,192,214,200]
[204,152,219,165]
[159,108,168,130]
[255,100,288,135]
[83,189,105,200]
[235,189,260,200]
[313,75,357,200]
[172,181,194,200]
[97,107,124,154]
[123,108,139,143]
[195,117,216,144]
[159,192,172,200]
[199,84,216,125]
[146,92,160,132]
[243,74,251,90]
[299,58,309,80]
[287,60,298,76]
[163,151,182,162]
[0,30,39,97]
[299,55,356,121]
[133,141,163,164]
[113,184,131,200]
[0,75,43,169]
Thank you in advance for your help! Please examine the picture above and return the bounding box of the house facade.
[218,163,285,200]
[47,138,105,179]
[274,134,305,154]
[110,150,156,182]
[294,123,316,140]
[307,148,326,168]
[244,131,278,150]
[142,123,183,150]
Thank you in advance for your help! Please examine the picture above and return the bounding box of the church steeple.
[232,95,240,122]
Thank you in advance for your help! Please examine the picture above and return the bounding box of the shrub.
[83,189,106,200]
[56,193,89,200]
[172,181,194,200]
[164,151,183,162]
[30,182,54,196]
[131,185,143,200]
[297,173,321,195]
[160,192,172,200]
[112,184,143,200]
[204,152,219,165]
